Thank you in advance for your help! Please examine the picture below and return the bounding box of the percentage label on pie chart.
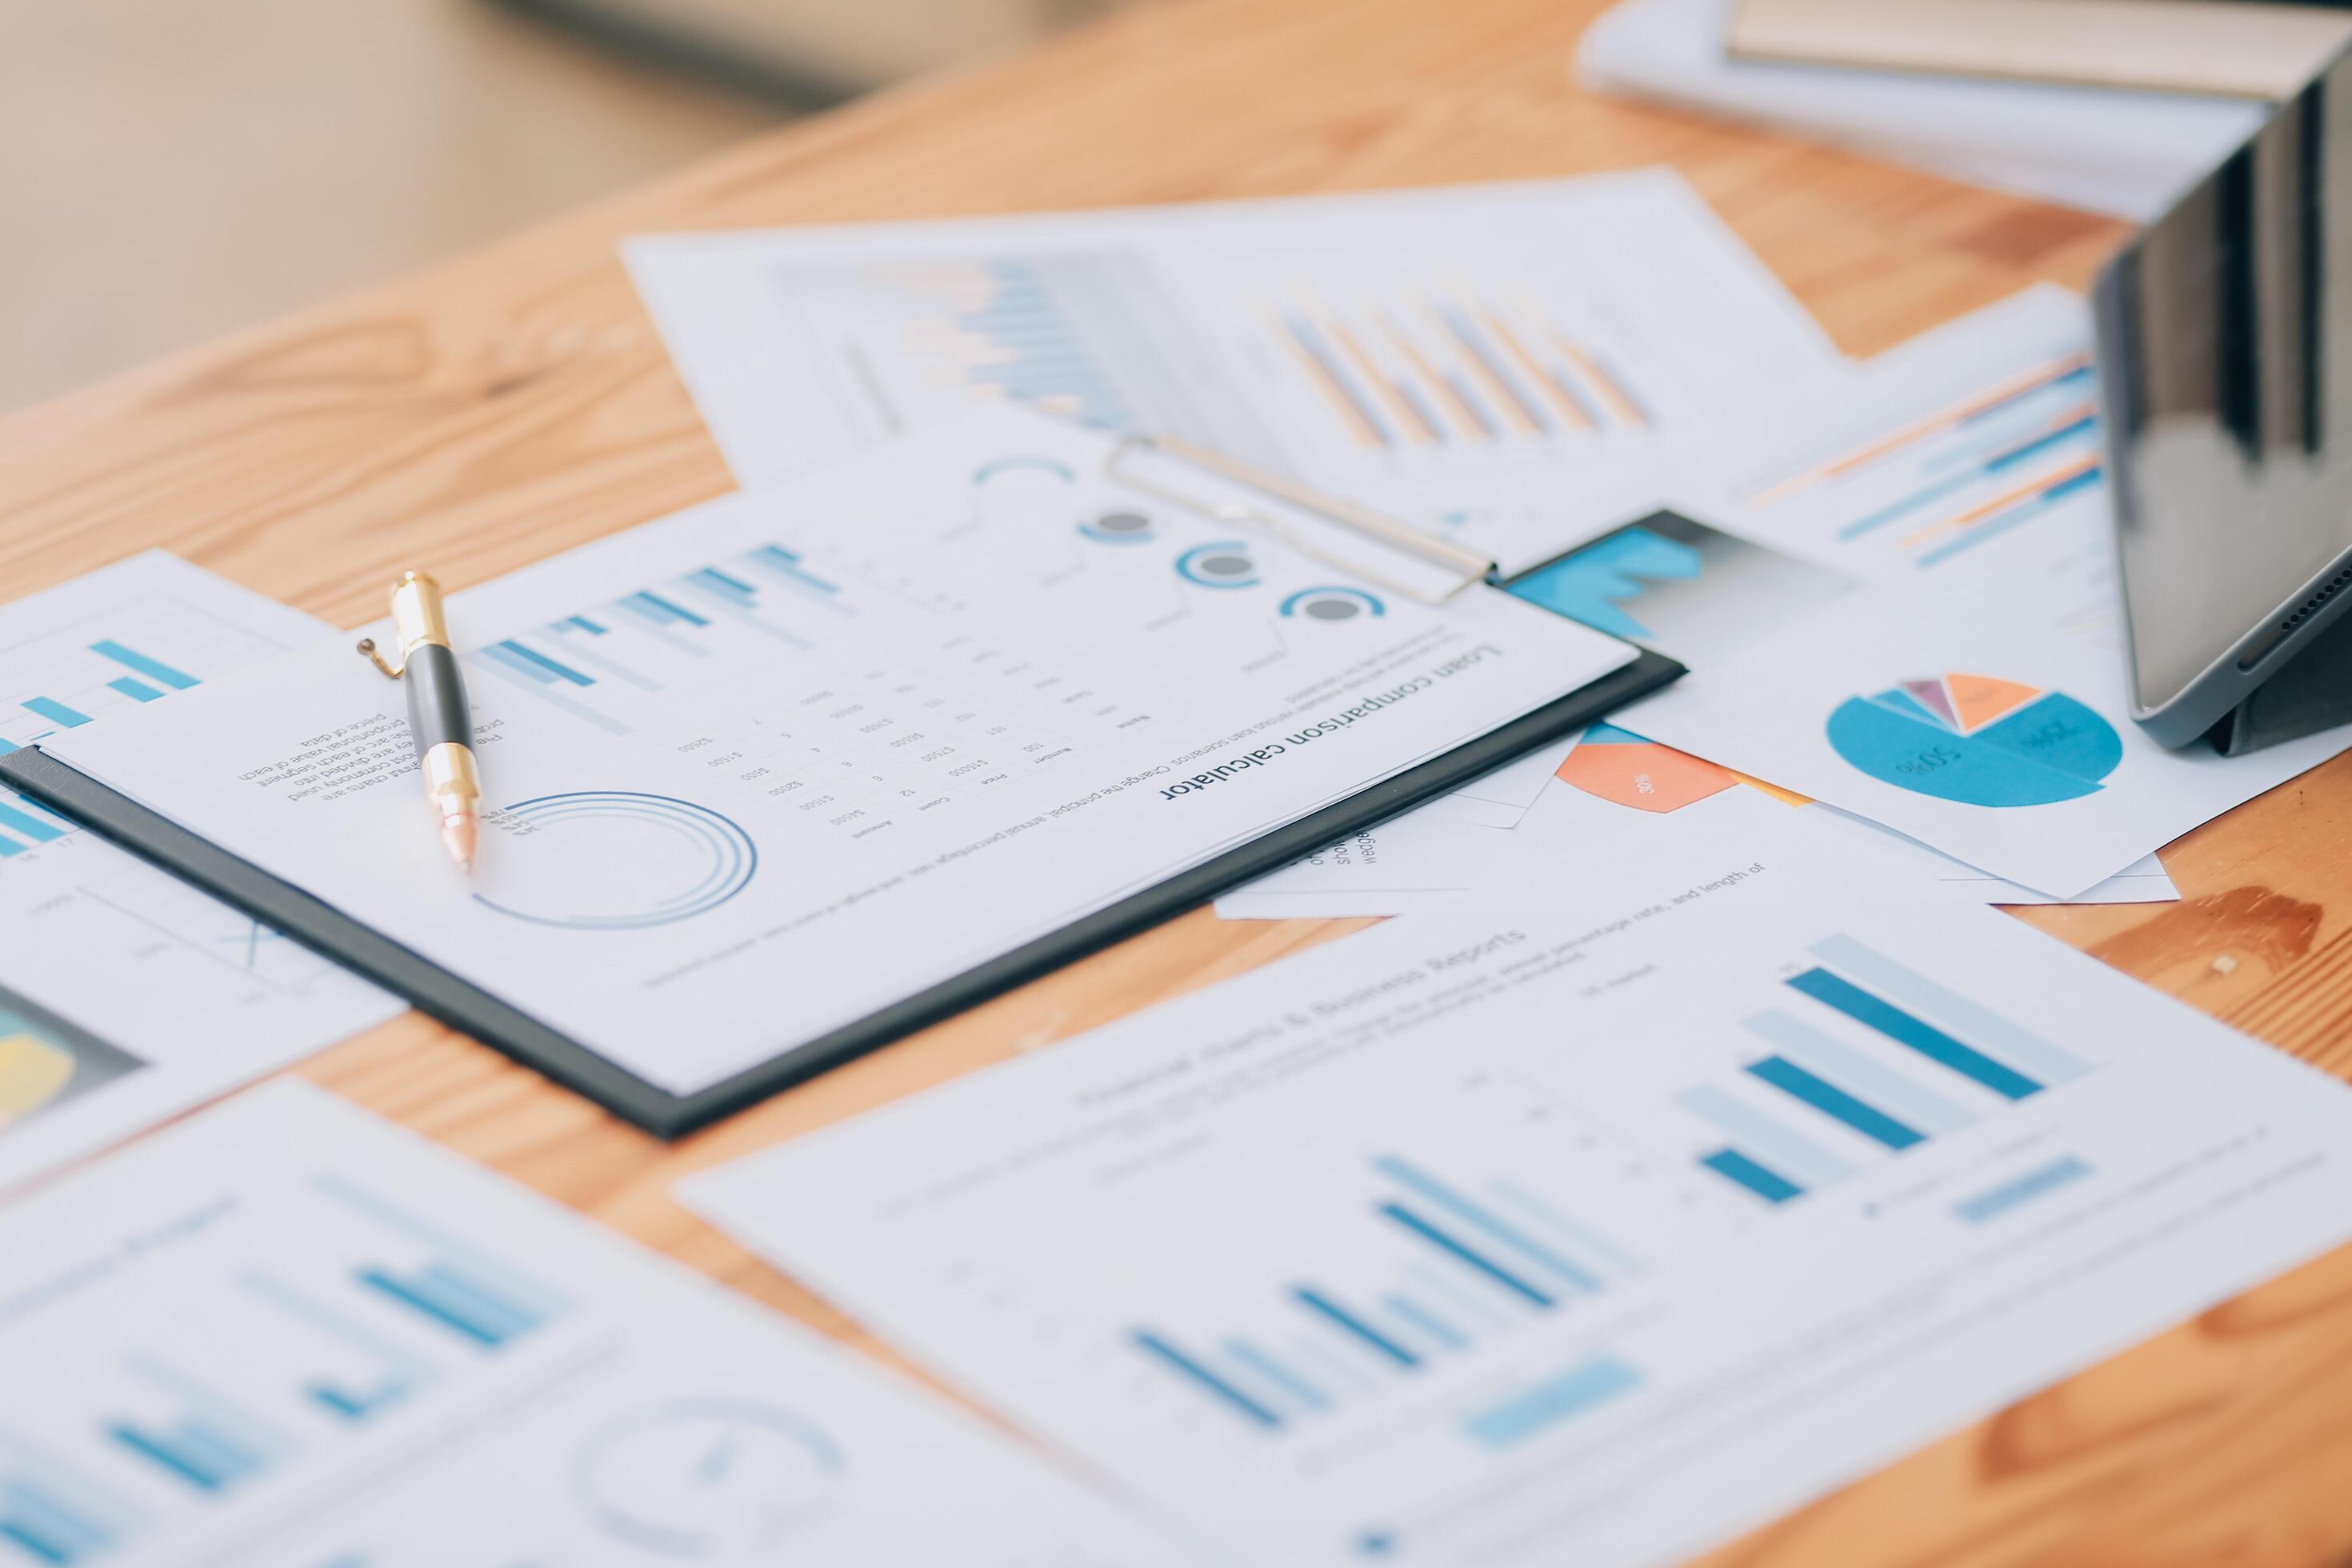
[474,791,758,930]
[1826,673,2122,806]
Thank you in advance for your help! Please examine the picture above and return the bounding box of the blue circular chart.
[1174,542,1261,589]
[1826,673,2122,807]
[1279,586,1386,622]
[473,791,758,930]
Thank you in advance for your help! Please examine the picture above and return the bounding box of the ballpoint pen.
[358,571,482,873]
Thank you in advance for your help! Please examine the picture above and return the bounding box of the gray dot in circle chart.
[1198,553,1254,578]
[1092,511,1152,537]
[1302,598,1362,621]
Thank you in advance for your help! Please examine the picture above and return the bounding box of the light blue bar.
[2,1484,107,1558]
[686,568,757,605]
[164,1426,255,1485]
[630,590,709,627]
[238,1270,427,1379]
[1806,935,2092,1085]
[0,835,22,859]
[0,1516,74,1565]
[1373,1156,1600,1289]
[106,1426,225,1493]
[750,544,840,595]
[531,634,662,691]
[1382,1294,1467,1350]
[357,1269,513,1348]
[493,641,593,687]
[1223,1338,1330,1411]
[0,802,65,843]
[605,598,712,655]
[1463,1357,1642,1448]
[1131,1330,1281,1429]
[1746,1010,1974,1134]
[416,1263,540,1338]
[106,677,163,703]
[312,1174,570,1318]
[479,644,556,684]
[1678,1086,1855,1186]
[0,738,16,754]
[1955,1156,2094,1223]
[1481,1184,1643,1275]
[469,653,633,736]
[22,699,88,728]
[90,640,198,690]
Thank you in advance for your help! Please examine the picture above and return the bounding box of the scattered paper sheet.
[686,806,2352,1568]
[1215,723,2178,918]
[0,1079,1202,1566]
[0,554,399,1194]
[44,413,1634,1099]
[1494,286,2349,896]
[1578,0,2265,220]
[626,170,1852,574]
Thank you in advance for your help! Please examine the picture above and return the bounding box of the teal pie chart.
[1826,673,2122,807]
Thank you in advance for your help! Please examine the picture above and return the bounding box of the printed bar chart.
[1688,935,2096,1204]
[1266,289,1652,453]
[1128,1151,1639,1432]
[314,1174,568,1352]
[0,1438,134,1568]
[1749,352,2103,568]
[106,1361,290,1496]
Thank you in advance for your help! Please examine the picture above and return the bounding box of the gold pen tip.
[440,809,478,876]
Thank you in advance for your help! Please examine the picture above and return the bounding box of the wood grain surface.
[6,0,2350,1561]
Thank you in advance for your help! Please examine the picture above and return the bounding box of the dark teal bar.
[1746,1055,1925,1150]
[1787,968,2042,1099]
[1131,1330,1281,1428]
[1702,1147,1803,1203]
[494,641,593,687]
[1377,1204,1554,1307]
[1294,1286,1421,1367]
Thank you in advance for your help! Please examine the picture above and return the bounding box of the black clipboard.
[0,438,1683,1138]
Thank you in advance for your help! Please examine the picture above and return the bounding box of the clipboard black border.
[0,648,1680,1139]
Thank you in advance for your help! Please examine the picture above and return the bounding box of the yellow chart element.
[0,1031,76,1127]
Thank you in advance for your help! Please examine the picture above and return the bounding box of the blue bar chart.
[1686,934,2094,1205]
[104,1361,290,1497]
[0,1436,137,1567]
[1128,1152,1641,1434]
[0,595,275,862]
[314,1174,569,1352]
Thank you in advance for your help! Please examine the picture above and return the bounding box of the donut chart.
[1826,674,2121,807]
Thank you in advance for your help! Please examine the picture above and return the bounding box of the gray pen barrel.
[403,642,474,757]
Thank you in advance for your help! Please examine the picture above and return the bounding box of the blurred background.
[2,0,1132,414]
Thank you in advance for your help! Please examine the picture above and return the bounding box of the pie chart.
[1556,722,1739,814]
[1826,674,2122,807]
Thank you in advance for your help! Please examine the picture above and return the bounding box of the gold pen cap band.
[421,739,481,810]
[388,571,455,662]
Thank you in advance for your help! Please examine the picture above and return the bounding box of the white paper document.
[625,170,1851,573]
[0,554,398,1194]
[684,808,2352,1568]
[0,1079,1199,1566]
[43,413,1634,1099]
[1216,719,2178,918]
[1578,0,2265,221]
[1494,286,2348,894]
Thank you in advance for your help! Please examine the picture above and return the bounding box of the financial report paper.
[0,1081,1202,1566]
[685,808,2352,1568]
[0,554,398,1194]
[625,170,1851,573]
[45,412,1635,1098]
[1497,285,2350,895]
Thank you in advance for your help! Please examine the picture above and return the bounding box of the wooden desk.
[6,0,2350,1559]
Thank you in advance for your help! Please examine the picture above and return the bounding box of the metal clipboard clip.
[1103,435,1495,605]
